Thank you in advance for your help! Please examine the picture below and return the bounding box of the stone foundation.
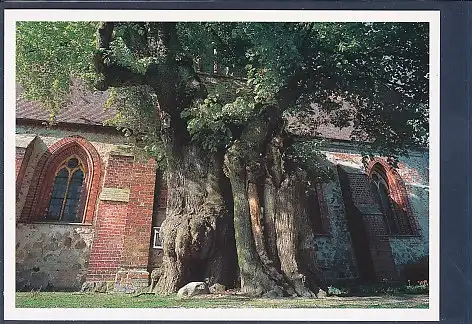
[114,268,150,293]
[16,223,93,291]
[80,280,115,293]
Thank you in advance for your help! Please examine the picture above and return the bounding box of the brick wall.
[337,166,397,281]
[16,136,49,220]
[86,154,134,282]
[15,130,158,291]
[121,159,157,268]
[114,157,157,292]
[16,147,27,178]
[86,154,157,290]
[312,171,359,282]
[19,136,102,224]
[15,134,106,290]
[16,146,32,202]
[325,144,429,282]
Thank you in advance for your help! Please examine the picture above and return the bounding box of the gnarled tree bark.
[94,21,326,297]
[223,116,325,297]
[155,143,237,294]
[95,22,237,294]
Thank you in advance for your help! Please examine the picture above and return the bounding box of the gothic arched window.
[45,156,86,223]
[20,136,102,224]
[369,164,413,235]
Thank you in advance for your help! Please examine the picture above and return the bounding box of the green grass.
[16,292,429,309]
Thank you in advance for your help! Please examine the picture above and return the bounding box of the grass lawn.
[16,292,429,308]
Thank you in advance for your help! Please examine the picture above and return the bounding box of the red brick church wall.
[86,153,156,291]
[15,131,157,291]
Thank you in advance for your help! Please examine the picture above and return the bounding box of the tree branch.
[94,22,148,90]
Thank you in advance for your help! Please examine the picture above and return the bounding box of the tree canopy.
[17,21,429,161]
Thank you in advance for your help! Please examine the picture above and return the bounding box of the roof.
[16,81,118,126]
[16,78,353,141]
[285,103,354,141]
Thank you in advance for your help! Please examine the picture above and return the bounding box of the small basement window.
[152,227,163,249]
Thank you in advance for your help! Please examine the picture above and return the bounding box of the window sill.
[29,221,93,226]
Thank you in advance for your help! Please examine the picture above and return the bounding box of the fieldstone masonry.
[16,223,93,291]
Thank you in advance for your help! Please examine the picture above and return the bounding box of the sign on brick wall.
[99,187,130,202]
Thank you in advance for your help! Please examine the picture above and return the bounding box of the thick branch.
[94,22,146,91]
[93,21,206,123]
[96,22,114,48]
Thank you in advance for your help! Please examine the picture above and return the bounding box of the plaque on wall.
[99,187,130,202]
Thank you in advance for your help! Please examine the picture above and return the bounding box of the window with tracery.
[370,165,412,235]
[44,156,86,223]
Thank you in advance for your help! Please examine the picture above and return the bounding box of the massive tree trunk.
[266,136,326,296]
[223,145,275,295]
[154,143,237,294]
[95,22,238,294]
[94,21,325,297]
[223,126,326,297]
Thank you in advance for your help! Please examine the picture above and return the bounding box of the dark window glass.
[45,159,85,223]
[47,168,69,220]
[370,166,411,235]
[47,198,63,221]
[67,158,79,168]
[378,182,399,234]
[370,182,380,203]
[62,169,84,222]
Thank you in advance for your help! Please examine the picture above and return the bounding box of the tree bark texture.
[265,139,327,296]
[223,143,278,295]
[154,144,237,294]
[223,134,326,297]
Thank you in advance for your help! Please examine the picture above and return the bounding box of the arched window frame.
[20,136,102,225]
[367,160,418,236]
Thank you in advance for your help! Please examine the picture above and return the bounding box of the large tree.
[16,21,429,297]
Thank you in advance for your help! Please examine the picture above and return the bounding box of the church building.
[15,83,429,292]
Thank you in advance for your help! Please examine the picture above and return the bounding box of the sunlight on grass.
[16,292,429,309]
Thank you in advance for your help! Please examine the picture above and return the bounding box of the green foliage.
[181,93,258,152]
[177,22,252,77]
[16,22,97,118]
[179,22,429,156]
[297,23,429,153]
[104,85,167,166]
[285,139,333,184]
[108,24,156,75]
[16,21,429,166]
[181,95,232,152]
[246,65,281,105]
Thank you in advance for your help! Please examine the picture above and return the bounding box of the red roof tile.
[16,81,353,141]
[16,81,118,126]
[285,103,354,141]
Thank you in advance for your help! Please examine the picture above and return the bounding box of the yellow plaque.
[99,187,130,202]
